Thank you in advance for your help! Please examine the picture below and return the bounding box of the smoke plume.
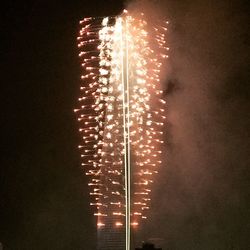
[127,0,250,249]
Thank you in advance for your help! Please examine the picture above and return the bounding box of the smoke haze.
[1,1,249,249]
[127,0,250,249]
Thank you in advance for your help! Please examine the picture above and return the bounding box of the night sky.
[1,1,123,249]
[1,0,250,249]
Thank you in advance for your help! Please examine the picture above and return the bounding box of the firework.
[75,10,168,250]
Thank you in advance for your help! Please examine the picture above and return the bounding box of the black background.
[1,1,124,249]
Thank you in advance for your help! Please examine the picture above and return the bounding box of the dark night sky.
[1,1,124,249]
[1,0,250,249]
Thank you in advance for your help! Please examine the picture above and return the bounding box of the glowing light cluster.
[75,11,168,234]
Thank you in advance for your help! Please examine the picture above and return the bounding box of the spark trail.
[75,10,168,250]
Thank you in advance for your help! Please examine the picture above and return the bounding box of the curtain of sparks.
[75,10,168,249]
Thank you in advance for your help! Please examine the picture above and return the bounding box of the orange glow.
[131,222,139,227]
[115,222,123,227]
[75,11,168,229]
[97,222,105,227]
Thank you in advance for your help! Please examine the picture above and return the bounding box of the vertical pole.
[125,16,131,250]
[121,16,131,250]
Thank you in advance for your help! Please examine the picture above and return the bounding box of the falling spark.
[75,10,168,250]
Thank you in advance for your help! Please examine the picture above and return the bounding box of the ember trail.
[75,10,168,250]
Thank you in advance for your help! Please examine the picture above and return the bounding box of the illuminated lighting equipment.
[75,10,168,250]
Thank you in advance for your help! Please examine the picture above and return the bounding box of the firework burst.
[75,10,168,249]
